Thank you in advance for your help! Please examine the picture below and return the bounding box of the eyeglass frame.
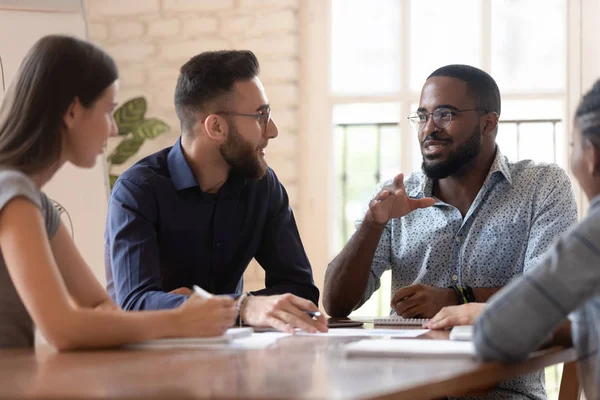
[214,107,271,133]
[407,107,489,132]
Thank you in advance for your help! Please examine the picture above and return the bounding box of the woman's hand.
[174,296,238,337]
[424,303,487,330]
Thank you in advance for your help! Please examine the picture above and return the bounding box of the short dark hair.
[0,35,117,174]
[174,50,260,132]
[576,79,600,143]
[427,64,501,115]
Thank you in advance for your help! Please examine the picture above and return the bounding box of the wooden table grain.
[0,328,575,400]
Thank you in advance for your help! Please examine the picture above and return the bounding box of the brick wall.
[86,0,302,290]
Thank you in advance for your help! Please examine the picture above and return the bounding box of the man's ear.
[63,97,81,130]
[583,138,600,176]
[482,112,500,137]
[203,114,228,142]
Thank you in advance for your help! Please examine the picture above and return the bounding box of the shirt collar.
[589,194,600,211]
[489,146,513,186]
[166,136,248,196]
[410,146,513,198]
[167,137,198,191]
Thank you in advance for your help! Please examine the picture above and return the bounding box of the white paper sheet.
[345,339,476,358]
[125,328,254,350]
[230,332,292,349]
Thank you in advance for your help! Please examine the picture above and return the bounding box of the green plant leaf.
[107,136,145,165]
[133,118,170,139]
[114,97,147,135]
[109,174,119,189]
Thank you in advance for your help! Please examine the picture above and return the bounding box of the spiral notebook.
[373,316,430,326]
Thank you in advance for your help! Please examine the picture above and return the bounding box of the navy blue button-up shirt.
[105,138,319,310]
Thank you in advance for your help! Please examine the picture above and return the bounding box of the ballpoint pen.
[192,285,214,299]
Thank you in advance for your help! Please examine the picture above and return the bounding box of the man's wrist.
[448,285,476,305]
[364,210,388,229]
[448,286,465,305]
[236,292,253,326]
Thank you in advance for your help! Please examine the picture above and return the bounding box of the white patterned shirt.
[356,148,578,399]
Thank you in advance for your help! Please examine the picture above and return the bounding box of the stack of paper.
[449,325,474,341]
[126,327,254,349]
[344,339,476,359]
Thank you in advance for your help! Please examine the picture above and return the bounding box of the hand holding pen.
[193,286,327,334]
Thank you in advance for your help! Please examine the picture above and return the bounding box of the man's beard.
[219,121,268,180]
[421,126,481,179]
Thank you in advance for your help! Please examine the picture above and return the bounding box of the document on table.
[125,328,255,349]
[297,328,430,338]
[344,339,476,359]
[230,332,291,349]
[449,325,474,341]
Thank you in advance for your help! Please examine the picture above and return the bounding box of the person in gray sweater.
[426,79,600,400]
[0,35,236,350]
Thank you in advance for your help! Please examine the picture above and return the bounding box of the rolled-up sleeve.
[105,178,187,310]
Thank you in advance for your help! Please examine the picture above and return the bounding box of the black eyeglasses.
[407,107,488,132]
[215,107,271,133]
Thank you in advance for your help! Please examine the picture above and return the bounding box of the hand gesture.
[368,173,435,225]
[175,296,237,337]
[391,284,458,319]
[241,294,328,334]
[424,303,486,330]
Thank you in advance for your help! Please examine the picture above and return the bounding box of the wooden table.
[0,328,575,400]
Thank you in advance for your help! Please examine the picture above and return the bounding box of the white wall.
[0,6,110,285]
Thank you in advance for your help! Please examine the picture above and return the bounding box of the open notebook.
[125,328,254,349]
[373,316,430,326]
[344,339,476,359]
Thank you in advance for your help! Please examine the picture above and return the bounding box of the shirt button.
[216,242,221,248]
[452,275,458,281]
[455,236,462,243]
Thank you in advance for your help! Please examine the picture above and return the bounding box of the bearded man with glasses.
[105,50,327,335]
[324,65,576,399]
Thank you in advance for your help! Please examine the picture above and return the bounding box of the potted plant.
[107,97,170,189]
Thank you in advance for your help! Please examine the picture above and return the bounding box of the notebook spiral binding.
[373,316,430,326]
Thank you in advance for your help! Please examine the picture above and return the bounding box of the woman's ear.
[583,138,600,176]
[203,114,228,142]
[63,97,82,130]
[482,112,500,136]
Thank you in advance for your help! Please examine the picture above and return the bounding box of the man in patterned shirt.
[323,64,577,399]
[426,79,600,400]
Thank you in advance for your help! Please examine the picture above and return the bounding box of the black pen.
[306,311,322,318]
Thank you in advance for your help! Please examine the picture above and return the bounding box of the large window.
[330,1,567,396]
[331,0,567,313]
